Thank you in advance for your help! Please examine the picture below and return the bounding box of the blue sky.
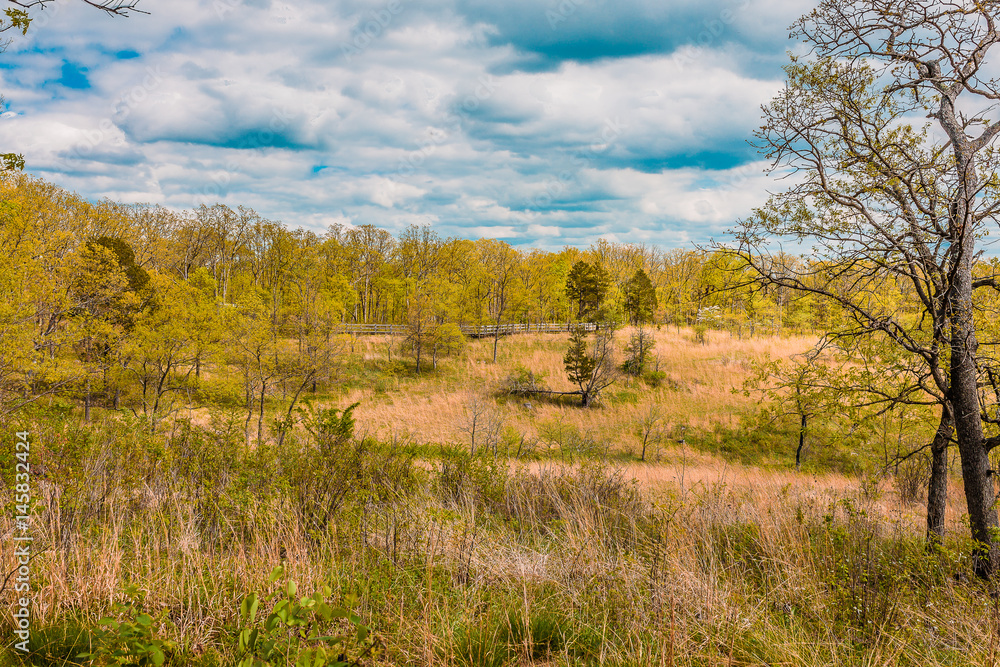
[0,0,811,249]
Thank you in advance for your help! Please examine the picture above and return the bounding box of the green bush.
[235,566,374,667]
[75,586,177,666]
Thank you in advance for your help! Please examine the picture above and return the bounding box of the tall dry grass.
[1,440,993,666]
[340,327,817,455]
[1,328,987,666]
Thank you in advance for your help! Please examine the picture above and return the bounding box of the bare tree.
[636,403,666,462]
[458,393,504,456]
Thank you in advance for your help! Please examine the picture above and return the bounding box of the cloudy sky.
[0,0,811,249]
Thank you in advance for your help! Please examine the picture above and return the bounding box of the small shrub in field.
[283,435,418,539]
[435,449,508,508]
[498,365,548,396]
[235,566,374,667]
[300,402,360,454]
[894,454,929,504]
[281,401,419,537]
[76,585,177,666]
[621,327,655,377]
[641,369,668,387]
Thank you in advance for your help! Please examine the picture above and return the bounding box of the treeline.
[0,174,898,426]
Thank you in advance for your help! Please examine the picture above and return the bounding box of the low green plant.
[235,566,374,667]
[9,621,95,666]
[76,586,177,666]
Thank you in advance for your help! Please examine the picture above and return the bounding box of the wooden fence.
[332,322,600,338]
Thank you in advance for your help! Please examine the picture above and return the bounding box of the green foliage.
[691,323,709,345]
[87,237,150,296]
[563,329,595,388]
[2,151,25,171]
[565,260,610,321]
[622,268,656,325]
[299,401,360,454]
[435,448,509,508]
[284,415,418,537]
[76,586,177,666]
[620,327,655,376]
[448,607,572,667]
[11,620,95,665]
[641,369,668,388]
[2,8,31,35]
[235,566,374,667]
[499,365,547,396]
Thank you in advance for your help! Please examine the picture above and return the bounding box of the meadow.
[1,326,993,667]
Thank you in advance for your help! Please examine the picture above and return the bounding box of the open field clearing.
[7,326,984,666]
[340,328,821,458]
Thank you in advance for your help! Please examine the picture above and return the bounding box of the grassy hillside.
[1,328,990,666]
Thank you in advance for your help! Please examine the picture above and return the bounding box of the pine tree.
[623,268,656,325]
[564,327,618,407]
[565,261,610,321]
[564,328,596,388]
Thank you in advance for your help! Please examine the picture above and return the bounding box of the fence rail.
[332,322,601,337]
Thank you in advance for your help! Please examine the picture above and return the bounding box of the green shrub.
[283,434,418,539]
[235,566,374,667]
[75,586,177,666]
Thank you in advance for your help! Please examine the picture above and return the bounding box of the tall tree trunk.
[950,153,999,577]
[950,310,997,577]
[927,408,953,545]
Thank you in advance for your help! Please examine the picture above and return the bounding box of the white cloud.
[0,0,807,249]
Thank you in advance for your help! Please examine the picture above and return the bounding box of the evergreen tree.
[565,260,610,321]
[623,268,656,325]
[563,326,618,407]
[563,328,596,389]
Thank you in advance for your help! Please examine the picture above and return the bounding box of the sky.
[0,0,813,250]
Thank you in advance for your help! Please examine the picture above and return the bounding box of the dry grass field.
[343,327,818,456]
[1,327,992,666]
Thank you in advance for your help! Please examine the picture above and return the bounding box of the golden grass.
[1,441,989,665]
[341,327,818,452]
